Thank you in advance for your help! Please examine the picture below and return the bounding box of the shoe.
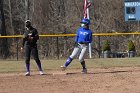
[25,72,30,76]
[60,66,66,71]
[81,68,87,74]
[39,71,44,75]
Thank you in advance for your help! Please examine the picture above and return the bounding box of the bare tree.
[0,0,140,59]
[0,0,9,58]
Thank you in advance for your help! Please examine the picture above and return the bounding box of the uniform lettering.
[80,31,88,35]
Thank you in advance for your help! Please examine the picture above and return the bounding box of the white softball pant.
[70,43,88,62]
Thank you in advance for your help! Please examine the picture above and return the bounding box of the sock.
[81,61,86,69]
[64,57,73,67]
[37,62,43,71]
[26,63,30,72]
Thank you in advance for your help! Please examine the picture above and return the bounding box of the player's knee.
[79,58,84,63]
[34,58,40,63]
[25,57,30,62]
[70,55,75,59]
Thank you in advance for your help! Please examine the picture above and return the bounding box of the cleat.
[60,66,66,71]
[39,71,44,75]
[25,72,30,76]
[81,68,87,74]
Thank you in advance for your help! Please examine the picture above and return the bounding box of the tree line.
[0,0,140,59]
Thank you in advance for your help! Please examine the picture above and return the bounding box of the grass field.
[0,57,140,73]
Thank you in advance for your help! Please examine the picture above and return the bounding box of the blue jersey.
[75,27,92,43]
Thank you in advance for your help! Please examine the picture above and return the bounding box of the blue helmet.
[80,18,90,25]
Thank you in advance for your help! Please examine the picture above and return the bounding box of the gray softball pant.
[70,43,88,62]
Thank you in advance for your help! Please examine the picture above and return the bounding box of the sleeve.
[22,38,25,47]
[75,29,79,42]
[33,29,39,41]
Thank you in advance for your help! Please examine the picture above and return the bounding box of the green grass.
[0,57,140,73]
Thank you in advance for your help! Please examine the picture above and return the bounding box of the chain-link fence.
[0,33,139,60]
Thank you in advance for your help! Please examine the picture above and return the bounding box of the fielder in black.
[21,20,43,76]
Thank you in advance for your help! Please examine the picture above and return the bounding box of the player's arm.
[21,31,29,49]
[75,29,79,42]
[21,33,26,50]
[22,34,27,47]
[74,30,79,47]
[32,29,39,41]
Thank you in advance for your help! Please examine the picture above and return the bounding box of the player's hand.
[29,37,33,40]
[74,42,78,47]
[21,47,24,52]
[21,47,23,50]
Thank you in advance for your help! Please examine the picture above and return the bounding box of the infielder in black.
[21,20,43,76]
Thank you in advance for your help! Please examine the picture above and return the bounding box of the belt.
[79,42,88,44]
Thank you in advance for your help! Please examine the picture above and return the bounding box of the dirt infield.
[0,67,140,93]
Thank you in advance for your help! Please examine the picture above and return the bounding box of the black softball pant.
[25,45,41,64]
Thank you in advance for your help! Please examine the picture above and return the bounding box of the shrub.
[102,40,111,51]
[128,40,135,51]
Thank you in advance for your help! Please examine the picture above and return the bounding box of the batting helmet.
[80,18,90,25]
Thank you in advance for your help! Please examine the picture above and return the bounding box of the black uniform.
[22,26,42,72]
